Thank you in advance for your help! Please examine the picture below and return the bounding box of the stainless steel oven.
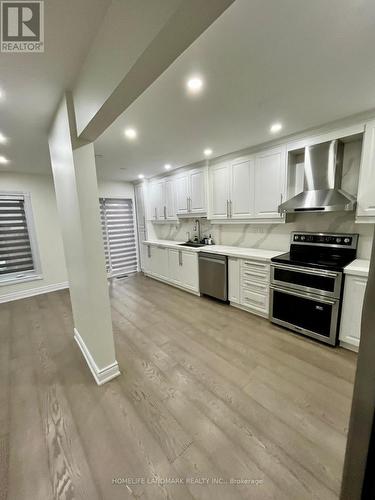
[270,284,340,345]
[270,263,342,299]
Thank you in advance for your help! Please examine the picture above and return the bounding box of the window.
[100,197,138,277]
[0,193,40,284]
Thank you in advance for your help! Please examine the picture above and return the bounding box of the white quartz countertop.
[344,259,370,277]
[143,240,283,261]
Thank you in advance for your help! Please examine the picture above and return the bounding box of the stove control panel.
[292,232,358,249]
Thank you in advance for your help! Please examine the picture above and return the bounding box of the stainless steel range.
[270,232,358,346]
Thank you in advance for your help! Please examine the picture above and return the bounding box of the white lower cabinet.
[339,274,368,351]
[228,257,240,303]
[143,244,199,293]
[228,257,270,317]
[151,246,169,280]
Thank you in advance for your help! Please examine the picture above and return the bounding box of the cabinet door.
[339,275,367,349]
[357,119,375,220]
[230,158,254,219]
[152,246,169,279]
[168,249,181,284]
[189,168,206,213]
[254,146,286,219]
[143,244,152,274]
[156,179,166,220]
[148,182,158,221]
[175,173,189,214]
[209,162,230,219]
[228,257,240,303]
[180,251,199,291]
[165,178,176,220]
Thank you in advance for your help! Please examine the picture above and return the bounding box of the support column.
[48,95,119,385]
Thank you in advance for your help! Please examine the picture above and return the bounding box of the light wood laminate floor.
[0,273,357,499]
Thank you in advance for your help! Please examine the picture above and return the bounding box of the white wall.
[0,172,136,302]
[0,172,68,300]
[98,180,135,200]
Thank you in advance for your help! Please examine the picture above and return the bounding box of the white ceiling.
[95,0,375,181]
[2,0,375,182]
[0,0,111,175]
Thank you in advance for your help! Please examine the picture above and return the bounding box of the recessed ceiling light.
[0,155,9,164]
[186,76,204,94]
[204,148,213,157]
[164,164,171,170]
[138,174,144,179]
[124,128,137,140]
[270,122,282,133]
[0,132,7,144]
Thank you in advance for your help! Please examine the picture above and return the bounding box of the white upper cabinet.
[231,158,255,219]
[165,177,176,220]
[175,172,190,215]
[175,167,207,216]
[357,119,375,222]
[189,168,206,213]
[148,177,176,221]
[253,146,286,219]
[208,146,286,222]
[209,161,230,219]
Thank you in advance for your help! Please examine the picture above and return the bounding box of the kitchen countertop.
[344,259,370,277]
[143,240,283,261]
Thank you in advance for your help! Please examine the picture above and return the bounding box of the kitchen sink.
[178,242,206,248]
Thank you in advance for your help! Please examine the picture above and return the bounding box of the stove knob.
[336,238,342,244]
[294,235,299,241]
[344,238,350,244]
[300,236,305,241]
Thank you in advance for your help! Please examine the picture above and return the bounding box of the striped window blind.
[99,198,138,276]
[0,195,35,278]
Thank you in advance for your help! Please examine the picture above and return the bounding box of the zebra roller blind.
[99,198,138,276]
[0,195,35,278]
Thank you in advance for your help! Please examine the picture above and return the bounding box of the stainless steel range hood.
[279,139,356,213]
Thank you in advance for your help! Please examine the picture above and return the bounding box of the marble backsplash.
[149,213,374,260]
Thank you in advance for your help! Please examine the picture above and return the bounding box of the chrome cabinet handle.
[186,197,189,211]
[230,200,233,218]
[164,206,167,219]
[178,250,183,266]
[226,200,229,218]
[271,263,338,278]
[154,208,157,219]
[143,216,146,227]
[147,245,151,258]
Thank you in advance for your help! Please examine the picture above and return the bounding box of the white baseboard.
[74,328,120,385]
[0,281,69,304]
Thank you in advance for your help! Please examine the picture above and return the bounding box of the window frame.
[0,191,42,286]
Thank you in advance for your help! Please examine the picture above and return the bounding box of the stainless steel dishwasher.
[199,252,228,301]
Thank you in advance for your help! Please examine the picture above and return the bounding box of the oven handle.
[271,263,339,278]
[270,286,337,305]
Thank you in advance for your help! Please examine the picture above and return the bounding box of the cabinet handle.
[230,200,233,218]
[147,245,151,258]
[178,250,183,266]
[189,197,192,212]
[278,193,283,214]
[186,197,189,211]
[154,208,157,219]
[143,216,146,227]
[164,206,167,219]
[226,200,229,218]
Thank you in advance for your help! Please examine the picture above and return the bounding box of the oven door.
[271,263,342,299]
[270,286,340,345]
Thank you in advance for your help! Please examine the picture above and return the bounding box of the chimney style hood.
[279,139,357,214]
